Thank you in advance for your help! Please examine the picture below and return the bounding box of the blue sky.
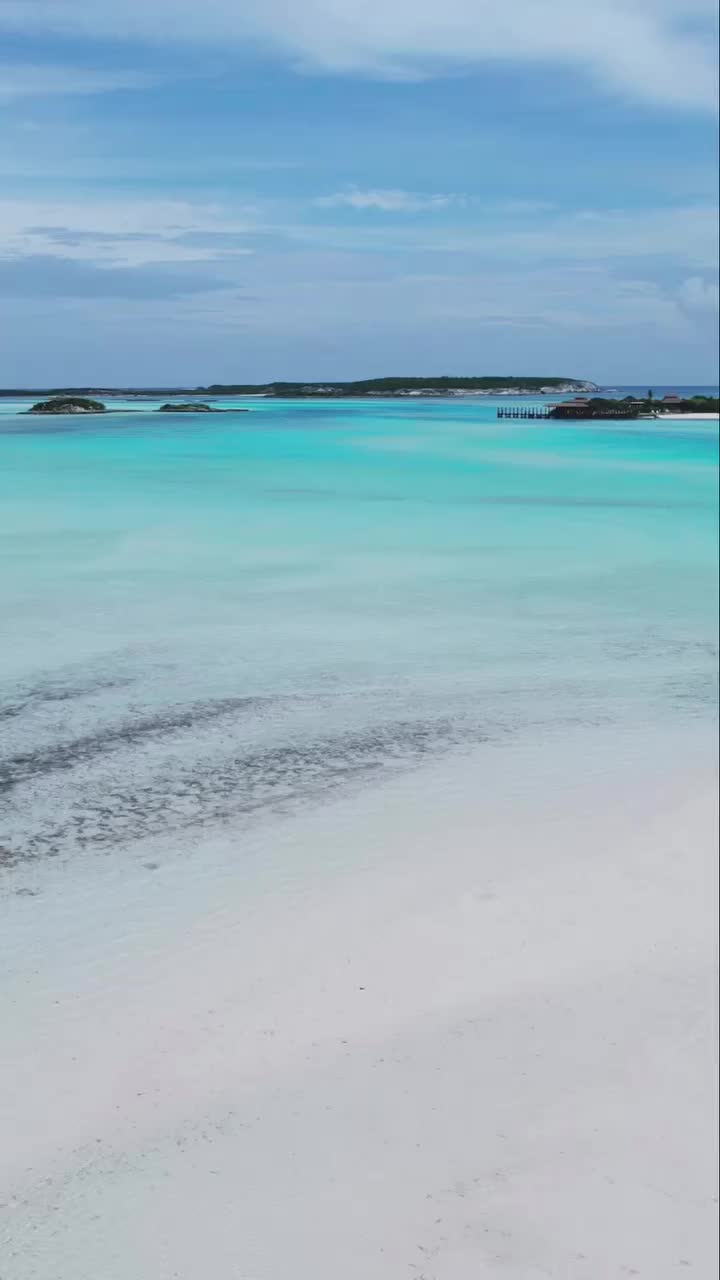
[1,0,718,385]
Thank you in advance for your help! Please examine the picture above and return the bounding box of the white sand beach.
[660,412,719,420]
[1,723,717,1280]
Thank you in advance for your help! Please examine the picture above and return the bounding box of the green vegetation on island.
[550,394,719,420]
[157,402,215,413]
[155,403,249,413]
[199,376,597,397]
[27,396,107,415]
[638,394,718,413]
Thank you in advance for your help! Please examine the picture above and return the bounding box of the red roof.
[662,394,681,401]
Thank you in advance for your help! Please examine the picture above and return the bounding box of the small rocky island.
[157,402,215,413]
[23,397,249,416]
[28,396,106,414]
[156,402,248,413]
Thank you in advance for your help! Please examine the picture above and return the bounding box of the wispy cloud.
[2,251,716,385]
[3,197,717,274]
[1,193,716,381]
[0,199,257,267]
[0,253,231,299]
[315,189,462,212]
[314,193,559,215]
[679,275,720,311]
[285,204,720,270]
[0,64,153,99]
[0,0,716,110]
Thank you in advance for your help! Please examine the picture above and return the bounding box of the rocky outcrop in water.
[28,397,106,414]
[157,402,215,413]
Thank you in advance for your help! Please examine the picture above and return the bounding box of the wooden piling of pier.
[496,407,550,419]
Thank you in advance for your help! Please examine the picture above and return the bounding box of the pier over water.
[497,406,550,419]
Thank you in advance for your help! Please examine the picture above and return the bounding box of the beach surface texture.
[661,411,719,420]
[1,394,717,1278]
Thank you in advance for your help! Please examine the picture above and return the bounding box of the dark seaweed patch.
[0,696,273,790]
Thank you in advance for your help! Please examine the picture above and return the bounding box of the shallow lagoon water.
[1,396,717,868]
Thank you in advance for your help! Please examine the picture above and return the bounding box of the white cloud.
[0,0,716,110]
[678,275,720,311]
[0,64,152,98]
[194,257,697,345]
[288,204,720,270]
[0,198,256,266]
[3,197,717,275]
[315,189,461,212]
[3,249,716,384]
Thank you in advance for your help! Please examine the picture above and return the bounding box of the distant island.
[27,396,107,415]
[197,376,599,398]
[4,376,598,401]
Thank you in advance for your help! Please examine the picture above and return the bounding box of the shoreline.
[659,411,719,420]
[1,721,717,1278]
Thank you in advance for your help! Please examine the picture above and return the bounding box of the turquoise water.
[1,396,717,864]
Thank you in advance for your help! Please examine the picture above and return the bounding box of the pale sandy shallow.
[1,723,717,1279]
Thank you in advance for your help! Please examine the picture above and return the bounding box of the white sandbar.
[1,724,717,1279]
